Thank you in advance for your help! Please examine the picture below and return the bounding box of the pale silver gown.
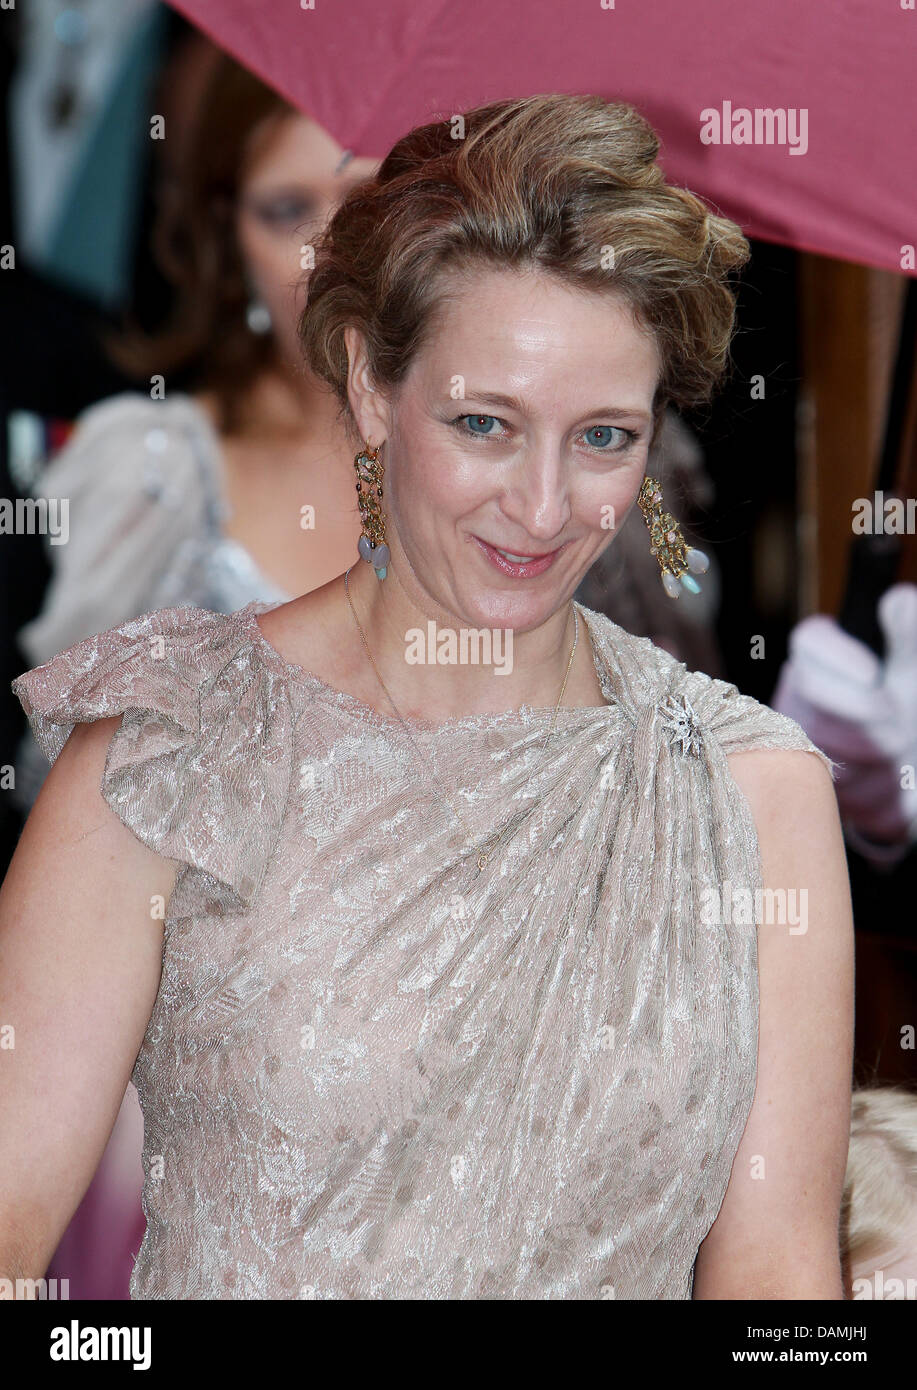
[11,594,835,1299]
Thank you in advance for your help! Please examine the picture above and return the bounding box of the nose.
[497,448,572,544]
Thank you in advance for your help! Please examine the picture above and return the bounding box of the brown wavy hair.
[299,93,750,448]
[107,53,291,434]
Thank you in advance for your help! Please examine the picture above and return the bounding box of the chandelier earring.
[637,476,709,598]
[354,441,390,579]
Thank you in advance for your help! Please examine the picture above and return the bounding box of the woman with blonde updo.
[1,93,853,1300]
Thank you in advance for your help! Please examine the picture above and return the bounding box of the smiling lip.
[472,534,566,577]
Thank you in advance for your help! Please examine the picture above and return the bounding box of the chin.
[454,589,569,633]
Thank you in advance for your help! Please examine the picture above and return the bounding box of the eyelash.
[449,414,639,452]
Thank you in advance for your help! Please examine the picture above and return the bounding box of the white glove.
[771,583,917,868]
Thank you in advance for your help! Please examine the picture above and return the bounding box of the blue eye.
[454,414,504,437]
[449,415,638,451]
[583,425,635,450]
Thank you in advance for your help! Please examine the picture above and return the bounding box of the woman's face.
[236,113,377,367]
[354,266,661,633]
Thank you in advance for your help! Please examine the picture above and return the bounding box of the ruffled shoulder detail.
[579,602,838,779]
[11,602,295,916]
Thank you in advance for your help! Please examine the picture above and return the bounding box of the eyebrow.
[460,389,651,425]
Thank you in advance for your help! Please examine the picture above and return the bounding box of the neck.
[237,357,341,441]
[339,552,583,722]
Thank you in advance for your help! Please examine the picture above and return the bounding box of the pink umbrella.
[168,0,915,278]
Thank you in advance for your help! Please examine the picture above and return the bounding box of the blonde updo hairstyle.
[841,1085,917,1288]
[300,93,751,450]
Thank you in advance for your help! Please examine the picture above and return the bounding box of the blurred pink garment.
[772,584,917,867]
[47,1085,146,1300]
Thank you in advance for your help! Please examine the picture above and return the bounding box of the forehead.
[418,265,660,394]
[243,113,364,190]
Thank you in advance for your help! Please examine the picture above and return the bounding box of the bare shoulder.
[255,586,325,661]
[724,746,847,916]
[17,714,183,885]
[40,714,133,823]
[693,744,854,1298]
[724,746,852,950]
[726,745,838,831]
[0,714,181,1276]
[255,578,363,688]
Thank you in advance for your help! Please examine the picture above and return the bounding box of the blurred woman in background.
[14,51,377,812]
[11,46,376,1299]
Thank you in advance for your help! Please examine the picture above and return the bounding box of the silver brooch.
[659,693,703,757]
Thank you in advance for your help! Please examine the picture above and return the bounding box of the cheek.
[575,459,646,536]
[389,449,463,524]
[238,216,304,307]
[386,428,490,529]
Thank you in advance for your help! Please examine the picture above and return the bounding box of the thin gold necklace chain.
[342,565,579,874]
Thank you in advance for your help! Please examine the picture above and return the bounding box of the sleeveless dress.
[11,597,836,1300]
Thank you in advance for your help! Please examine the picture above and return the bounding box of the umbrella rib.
[347,0,455,153]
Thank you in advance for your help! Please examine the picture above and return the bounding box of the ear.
[344,325,391,446]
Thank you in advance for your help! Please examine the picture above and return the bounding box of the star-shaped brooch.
[658,693,703,757]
